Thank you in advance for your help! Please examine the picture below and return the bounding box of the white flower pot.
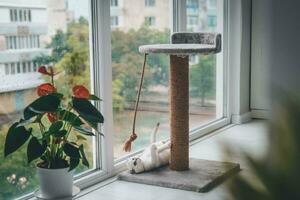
[37,166,74,199]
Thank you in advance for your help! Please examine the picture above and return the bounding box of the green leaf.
[24,106,38,120]
[4,123,32,157]
[53,130,68,138]
[24,94,61,119]
[50,92,64,99]
[89,95,102,101]
[49,121,63,133]
[73,126,95,136]
[58,110,83,126]
[76,135,87,141]
[69,157,79,171]
[63,143,80,158]
[27,137,47,163]
[79,145,89,168]
[72,98,104,125]
[17,118,36,127]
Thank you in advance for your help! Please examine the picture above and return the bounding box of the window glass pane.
[14,10,17,21]
[0,1,93,199]
[111,0,224,159]
[22,62,26,73]
[111,0,171,159]
[28,10,31,21]
[111,16,119,27]
[10,9,13,21]
[24,10,28,21]
[17,63,21,73]
[19,10,23,21]
[27,61,31,72]
[5,63,10,75]
[186,0,224,129]
[11,63,16,74]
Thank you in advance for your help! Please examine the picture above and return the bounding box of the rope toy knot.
[123,133,137,152]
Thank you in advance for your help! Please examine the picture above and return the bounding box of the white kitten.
[126,123,170,174]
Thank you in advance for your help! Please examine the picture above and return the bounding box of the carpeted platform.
[118,158,240,193]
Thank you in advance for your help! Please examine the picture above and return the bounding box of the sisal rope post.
[169,55,189,171]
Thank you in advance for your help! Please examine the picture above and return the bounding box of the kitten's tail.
[151,122,160,143]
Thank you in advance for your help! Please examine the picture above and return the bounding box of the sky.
[66,0,89,19]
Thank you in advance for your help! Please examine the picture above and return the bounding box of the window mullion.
[90,0,114,174]
[172,0,187,32]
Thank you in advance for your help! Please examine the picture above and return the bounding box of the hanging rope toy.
[123,53,148,152]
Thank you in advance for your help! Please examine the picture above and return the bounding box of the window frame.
[16,0,230,199]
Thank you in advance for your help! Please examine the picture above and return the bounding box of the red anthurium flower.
[37,83,56,96]
[72,85,90,99]
[47,113,57,123]
[38,66,60,76]
[38,66,51,76]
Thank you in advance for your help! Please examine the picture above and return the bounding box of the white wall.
[0,8,9,23]
[250,0,272,118]
[251,0,300,116]
[31,9,47,23]
[271,0,300,96]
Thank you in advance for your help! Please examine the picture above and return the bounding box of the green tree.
[34,30,69,66]
[190,55,216,106]
[111,26,170,107]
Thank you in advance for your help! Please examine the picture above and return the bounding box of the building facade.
[0,0,67,114]
[110,0,217,32]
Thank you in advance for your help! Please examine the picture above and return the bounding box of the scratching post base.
[119,158,240,192]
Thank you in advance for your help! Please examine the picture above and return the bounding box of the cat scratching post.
[119,33,240,192]
[139,33,223,171]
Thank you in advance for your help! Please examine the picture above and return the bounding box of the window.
[111,0,170,159]
[9,9,32,22]
[145,16,156,26]
[26,62,31,72]
[111,16,119,27]
[5,64,10,75]
[110,0,226,160]
[0,2,94,199]
[17,63,21,73]
[19,10,23,21]
[11,63,16,74]
[208,15,217,28]
[9,9,13,21]
[0,1,228,199]
[3,62,37,75]
[111,0,118,7]
[28,10,31,21]
[13,9,17,21]
[145,0,155,7]
[186,0,225,132]
[6,35,40,49]
[187,0,199,9]
[22,62,26,73]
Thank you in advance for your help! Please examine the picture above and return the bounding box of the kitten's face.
[126,157,144,174]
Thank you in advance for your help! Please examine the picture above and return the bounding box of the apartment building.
[0,0,67,114]
[110,0,217,31]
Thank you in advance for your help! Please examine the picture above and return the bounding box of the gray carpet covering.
[118,158,240,193]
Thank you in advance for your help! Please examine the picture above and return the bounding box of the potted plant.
[4,66,104,199]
